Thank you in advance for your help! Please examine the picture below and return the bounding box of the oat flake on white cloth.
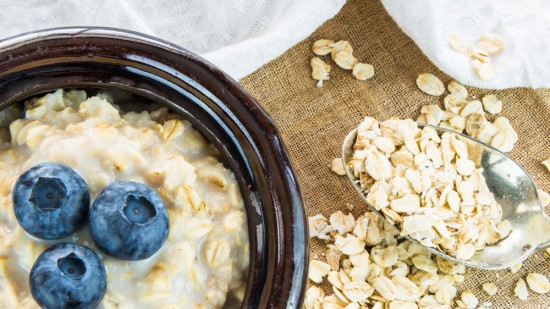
[0,0,346,80]
[382,0,550,89]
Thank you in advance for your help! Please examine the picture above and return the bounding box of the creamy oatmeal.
[0,90,249,308]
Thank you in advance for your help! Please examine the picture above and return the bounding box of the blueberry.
[30,243,106,309]
[89,181,169,260]
[13,162,90,240]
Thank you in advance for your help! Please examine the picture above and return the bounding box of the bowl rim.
[0,27,308,308]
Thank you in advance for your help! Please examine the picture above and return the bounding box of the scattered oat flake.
[448,81,468,99]
[459,290,478,309]
[515,279,529,300]
[444,93,467,114]
[416,73,445,96]
[352,63,374,81]
[469,46,491,63]
[471,59,484,70]
[303,286,324,309]
[482,94,502,115]
[449,34,466,53]
[460,100,483,118]
[310,57,331,87]
[332,50,358,70]
[526,273,550,294]
[482,282,498,296]
[312,39,334,56]
[330,40,353,53]
[420,104,444,126]
[481,302,492,308]
[308,259,331,283]
[478,33,505,55]
[330,157,346,176]
[510,262,522,273]
[477,63,496,80]
[542,159,550,172]
[330,211,355,235]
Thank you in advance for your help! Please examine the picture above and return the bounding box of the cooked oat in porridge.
[0,89,249,308]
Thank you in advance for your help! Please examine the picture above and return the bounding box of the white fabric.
[0,0,346,80]
[382,0,550,89]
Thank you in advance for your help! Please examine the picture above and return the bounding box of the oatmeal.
[0,90,249,308]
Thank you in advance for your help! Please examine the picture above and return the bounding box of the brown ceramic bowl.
[0,27,308,308]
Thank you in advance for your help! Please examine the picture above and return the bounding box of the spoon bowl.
[342,123,550,270]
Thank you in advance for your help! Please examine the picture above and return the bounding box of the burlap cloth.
[240,0,550,307]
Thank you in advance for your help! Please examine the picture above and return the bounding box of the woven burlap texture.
[240,0,550,307]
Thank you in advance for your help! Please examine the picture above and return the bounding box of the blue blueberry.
[13,162,90,240]
[89,181,169,260]
[30,243,106,309]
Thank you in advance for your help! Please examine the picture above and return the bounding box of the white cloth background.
[0,0,346,80]
[382,0,550,89]
[1,1,548,88]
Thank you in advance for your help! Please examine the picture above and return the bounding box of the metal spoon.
[342,124,550,270]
